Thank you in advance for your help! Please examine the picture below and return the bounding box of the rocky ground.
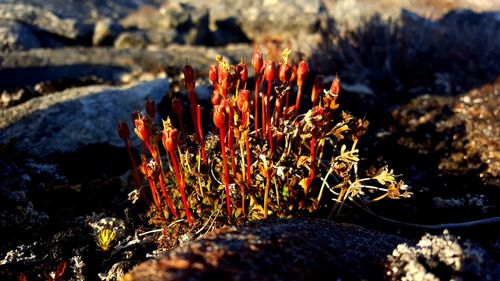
[1,0,500,280]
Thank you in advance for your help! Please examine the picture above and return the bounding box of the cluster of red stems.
[116,48,393,227]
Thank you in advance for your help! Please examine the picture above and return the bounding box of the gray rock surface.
[122,0,326,46]
[0,20,41,51]
[122,218,409,281]
[0,3,93,42]
[323,0,500,28]
[0,0,164,22]
[0,79,168,156]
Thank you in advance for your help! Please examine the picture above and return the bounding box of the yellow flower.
[96,229,116,252]
[281,48,292,64]
[373,166,396,185]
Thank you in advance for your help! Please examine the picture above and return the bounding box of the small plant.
[119,49,411,229]
[96,229,117,252]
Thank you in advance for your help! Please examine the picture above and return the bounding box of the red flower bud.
[162,127,179,152]
[218,69,230,91]
[171,97,184,115]
[279,63,293,84]
[264,61,276,82]
[183,64,195,91]
[117,120,130,142]
[209,64,218,84]
[311,75,324,105]
[237,89,250,113]
[134,116,151,143]
[251,51,263,75]
[145,98,156,120]
[237,61,248,83]
[330,76,341,96]
[211,89,221,106]
[213,103,228,129]
[297,60,309,88]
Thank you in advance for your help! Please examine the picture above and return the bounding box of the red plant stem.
[266,80,273,152]
[261,89,266,138]
[147,178,164,218]
[158,174,178,218]
[176,113,186,136]
[168,149,192,226]
[179,175,193,226]
[196,105,207,165]
[295,85,303,117]
[125,139,149,203]
[306,135,316,193]
[228,111,236,175]
[254,77,260,137]
[245,131,251,185]
[144,141,157,161]
[219,128,231,218]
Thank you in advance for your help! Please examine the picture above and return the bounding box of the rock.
[0,45,254,90]
[387,230,500,280]
[114,31,150,49]
[92,18,123,46]
[324,0,500,28]
[121,1,210,45]
[0,20,41,52]
[205,0,326,43]
[450,80,500,186]
[0,0,164,23]
[0,88,34,108]
[114,30,178,49]
[314,7,500,96]
[157,2,209,45]
[122,218,409,280]
[0,3,93,44]
[0,79,168,157]
[391,79,500,188]
[121,0,325,46]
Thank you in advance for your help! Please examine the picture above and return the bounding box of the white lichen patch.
[87,215,126,238]
[69,255,85,281]
[0,242,37,265]
[386,230,492,281]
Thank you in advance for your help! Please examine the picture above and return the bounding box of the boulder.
[0,3,93,43]
[122,218,500,280]
[0,79,169,157]
[122,218,409,280]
